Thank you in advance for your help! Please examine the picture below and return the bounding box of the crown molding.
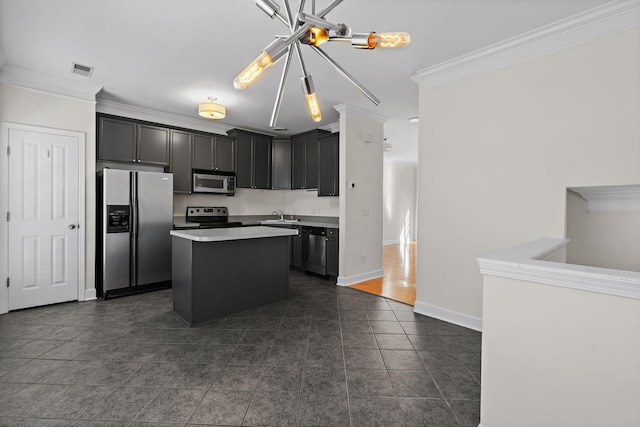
[569,185,640,213]
[0,65,102,102]
[413,0,640,89]
[333,103,388,124]
[96,99,233,136]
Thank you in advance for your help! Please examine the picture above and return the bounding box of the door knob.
[69,224,77,230]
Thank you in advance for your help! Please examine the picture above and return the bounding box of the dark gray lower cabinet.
[326,228,339,277]
[292,226,303,268]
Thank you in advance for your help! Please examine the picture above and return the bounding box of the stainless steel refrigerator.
[96,169,173,298]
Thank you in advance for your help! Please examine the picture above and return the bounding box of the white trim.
[568,185,640,213]
[84,288,97,301]
[0,124,9,314]
[413,0,640,89]
[477,237,640,300]
[333,103,388,124]
[0,66,102,102]
[336,269,384,287]
[97,99,234,136]
[383,239,401,246]
[413,301,483,332]
[0,122,86,313]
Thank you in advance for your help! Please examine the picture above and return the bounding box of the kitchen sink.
[261,219,300,224]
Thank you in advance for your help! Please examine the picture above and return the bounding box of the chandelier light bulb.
[305,92,322,122]
[307,27,330,47]
[233,52,274,90]
[374,32,411,48]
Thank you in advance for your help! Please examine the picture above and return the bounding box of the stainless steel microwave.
[192,170,236,195]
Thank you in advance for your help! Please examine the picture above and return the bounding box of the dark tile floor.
[0,271,481,426]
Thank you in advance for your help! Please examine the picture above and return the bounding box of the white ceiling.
[0,0,612,163]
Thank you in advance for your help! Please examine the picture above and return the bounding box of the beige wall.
[566,190,640,271]
[481,275,640,426]
[415,28,640,324]
[383,161,417,244]
[337,105,385,285]
[0,84,96,292]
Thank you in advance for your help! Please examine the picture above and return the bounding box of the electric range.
[173,206,243,230]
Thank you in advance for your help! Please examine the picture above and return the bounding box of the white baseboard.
[414,300,483,332]
[83,288,97,301]
[336,269,384,287]
[383,239,400,246]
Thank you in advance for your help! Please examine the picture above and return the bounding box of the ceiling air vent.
[71,62,94,77]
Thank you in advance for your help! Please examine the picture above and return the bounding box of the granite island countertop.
[170,226,298,242]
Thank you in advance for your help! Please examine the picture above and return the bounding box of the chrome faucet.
[272,210,284,221]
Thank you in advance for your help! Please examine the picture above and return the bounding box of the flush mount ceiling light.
[198,96,226,119]
[234,0,410,127]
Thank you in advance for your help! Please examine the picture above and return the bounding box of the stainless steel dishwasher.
[302,226,326,275]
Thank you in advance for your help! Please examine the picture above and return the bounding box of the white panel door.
[8,128,80,310]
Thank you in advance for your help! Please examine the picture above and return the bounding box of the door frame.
[0,122,86,314]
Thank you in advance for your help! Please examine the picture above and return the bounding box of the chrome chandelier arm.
[308,44,380,105]
[269,46,294,128]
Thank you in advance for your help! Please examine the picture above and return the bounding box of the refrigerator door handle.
[130,171,138,287]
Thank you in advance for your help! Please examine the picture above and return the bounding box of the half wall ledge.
[477,237,640,299]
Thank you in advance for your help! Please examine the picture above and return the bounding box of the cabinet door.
[235,132,253,188]
[291,135,306,189]
[272,138,291,190]
[326,230,339,277]
[291,227,303,267]
[252,135,272,189]
[137,124,170,166]
[318,133,339,196]
[170,130,192,193]
[304,134,319,190]
[192,133,214,170]
[214,136,235,172]
[97,116,136,163]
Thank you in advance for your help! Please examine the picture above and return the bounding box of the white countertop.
[170,226,298,242]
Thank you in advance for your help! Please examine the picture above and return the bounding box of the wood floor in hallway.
[349,241,416,306]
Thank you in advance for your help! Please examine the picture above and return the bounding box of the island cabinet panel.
[291,130,328,190]
[231,129,272,189]
[171,236,290,326]
[170,130,192,194]
[318,132,339,197]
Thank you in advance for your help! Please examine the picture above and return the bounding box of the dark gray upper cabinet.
[137,124,170,166]
[230,129,272,189]
[97,115,169,166]
[192,133,236,172]
[291,130,327,190]
[97,116,137,163]
[170,130,192,194]
[272,138,291,190]
[318,132,339,197]
[215,136,235,172]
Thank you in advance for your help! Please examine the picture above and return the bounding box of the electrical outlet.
[361,208,369,216]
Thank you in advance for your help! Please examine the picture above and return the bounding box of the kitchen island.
[170,226,298,326]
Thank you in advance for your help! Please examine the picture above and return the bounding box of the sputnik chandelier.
[233,0,410,127]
